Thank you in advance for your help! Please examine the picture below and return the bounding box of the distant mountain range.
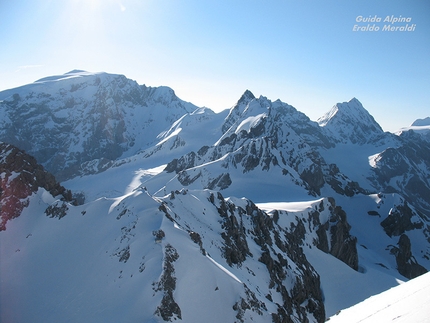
[1,70,429,323]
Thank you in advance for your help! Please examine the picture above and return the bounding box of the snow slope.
[1,187,329,323]
[328,271,430,323]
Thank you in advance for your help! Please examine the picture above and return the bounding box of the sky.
[0,0,429,132]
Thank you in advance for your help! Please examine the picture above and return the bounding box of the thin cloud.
[15,65,43,73]
[114,0,126,12]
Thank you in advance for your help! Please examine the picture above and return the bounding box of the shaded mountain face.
[1,71,430,322]
[0,70,197,181]
[366,131,430,215]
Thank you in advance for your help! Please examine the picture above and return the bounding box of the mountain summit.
[0,71,198,180]
[411,117,430,127]
[317,98,384,144]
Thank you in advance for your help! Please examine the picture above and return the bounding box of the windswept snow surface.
[328,271,430,323]
[0,188,261,323]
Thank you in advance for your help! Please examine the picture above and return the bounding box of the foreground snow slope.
[328,271,430,323]
[2,186,336,323]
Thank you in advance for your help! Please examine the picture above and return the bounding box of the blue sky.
[1,0,429,132]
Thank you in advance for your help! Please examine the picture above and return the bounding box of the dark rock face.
[0,142,72,230]
[154,244,182,321]
[165,152,198,174]
[300,164,325,196]
[310,198,359,271]
[327,199,359,271]
[380,201,424,237]
[233,284,267,323]
[241,198,326,323]
[375,195,429,279]
[44,201,69,219]
[177,169,202,186]
[389,234,427,279]
[217,198,251,266]
[325,164,366,197]
[207,173,232,190]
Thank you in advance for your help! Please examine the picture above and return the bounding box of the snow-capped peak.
[65,69,88,74]
[395,117,430,141]
[318,98,369,126]
[34,70,104,83]
[222,90,257,133]
[317,98,384,144]
[0,71,200,180]
[411,117,430,127]
[238,89,256,105]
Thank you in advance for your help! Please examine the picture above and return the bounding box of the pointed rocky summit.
[318,98,384,144]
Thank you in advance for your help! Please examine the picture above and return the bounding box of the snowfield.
[328,271,430,323]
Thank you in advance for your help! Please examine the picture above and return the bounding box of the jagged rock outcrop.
[311,198,358,270]
[389,234,427,279]
[380,199,424,238]
[0,142,72,230]
[273,197,359,271]
[325,198,359,271]
[154,244,182,321]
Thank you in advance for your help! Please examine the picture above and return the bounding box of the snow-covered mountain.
[317,97,384,145]
[138,92,363,203]
[396,117,430,142]
[0,70,198,181]
[1,71,430,322]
